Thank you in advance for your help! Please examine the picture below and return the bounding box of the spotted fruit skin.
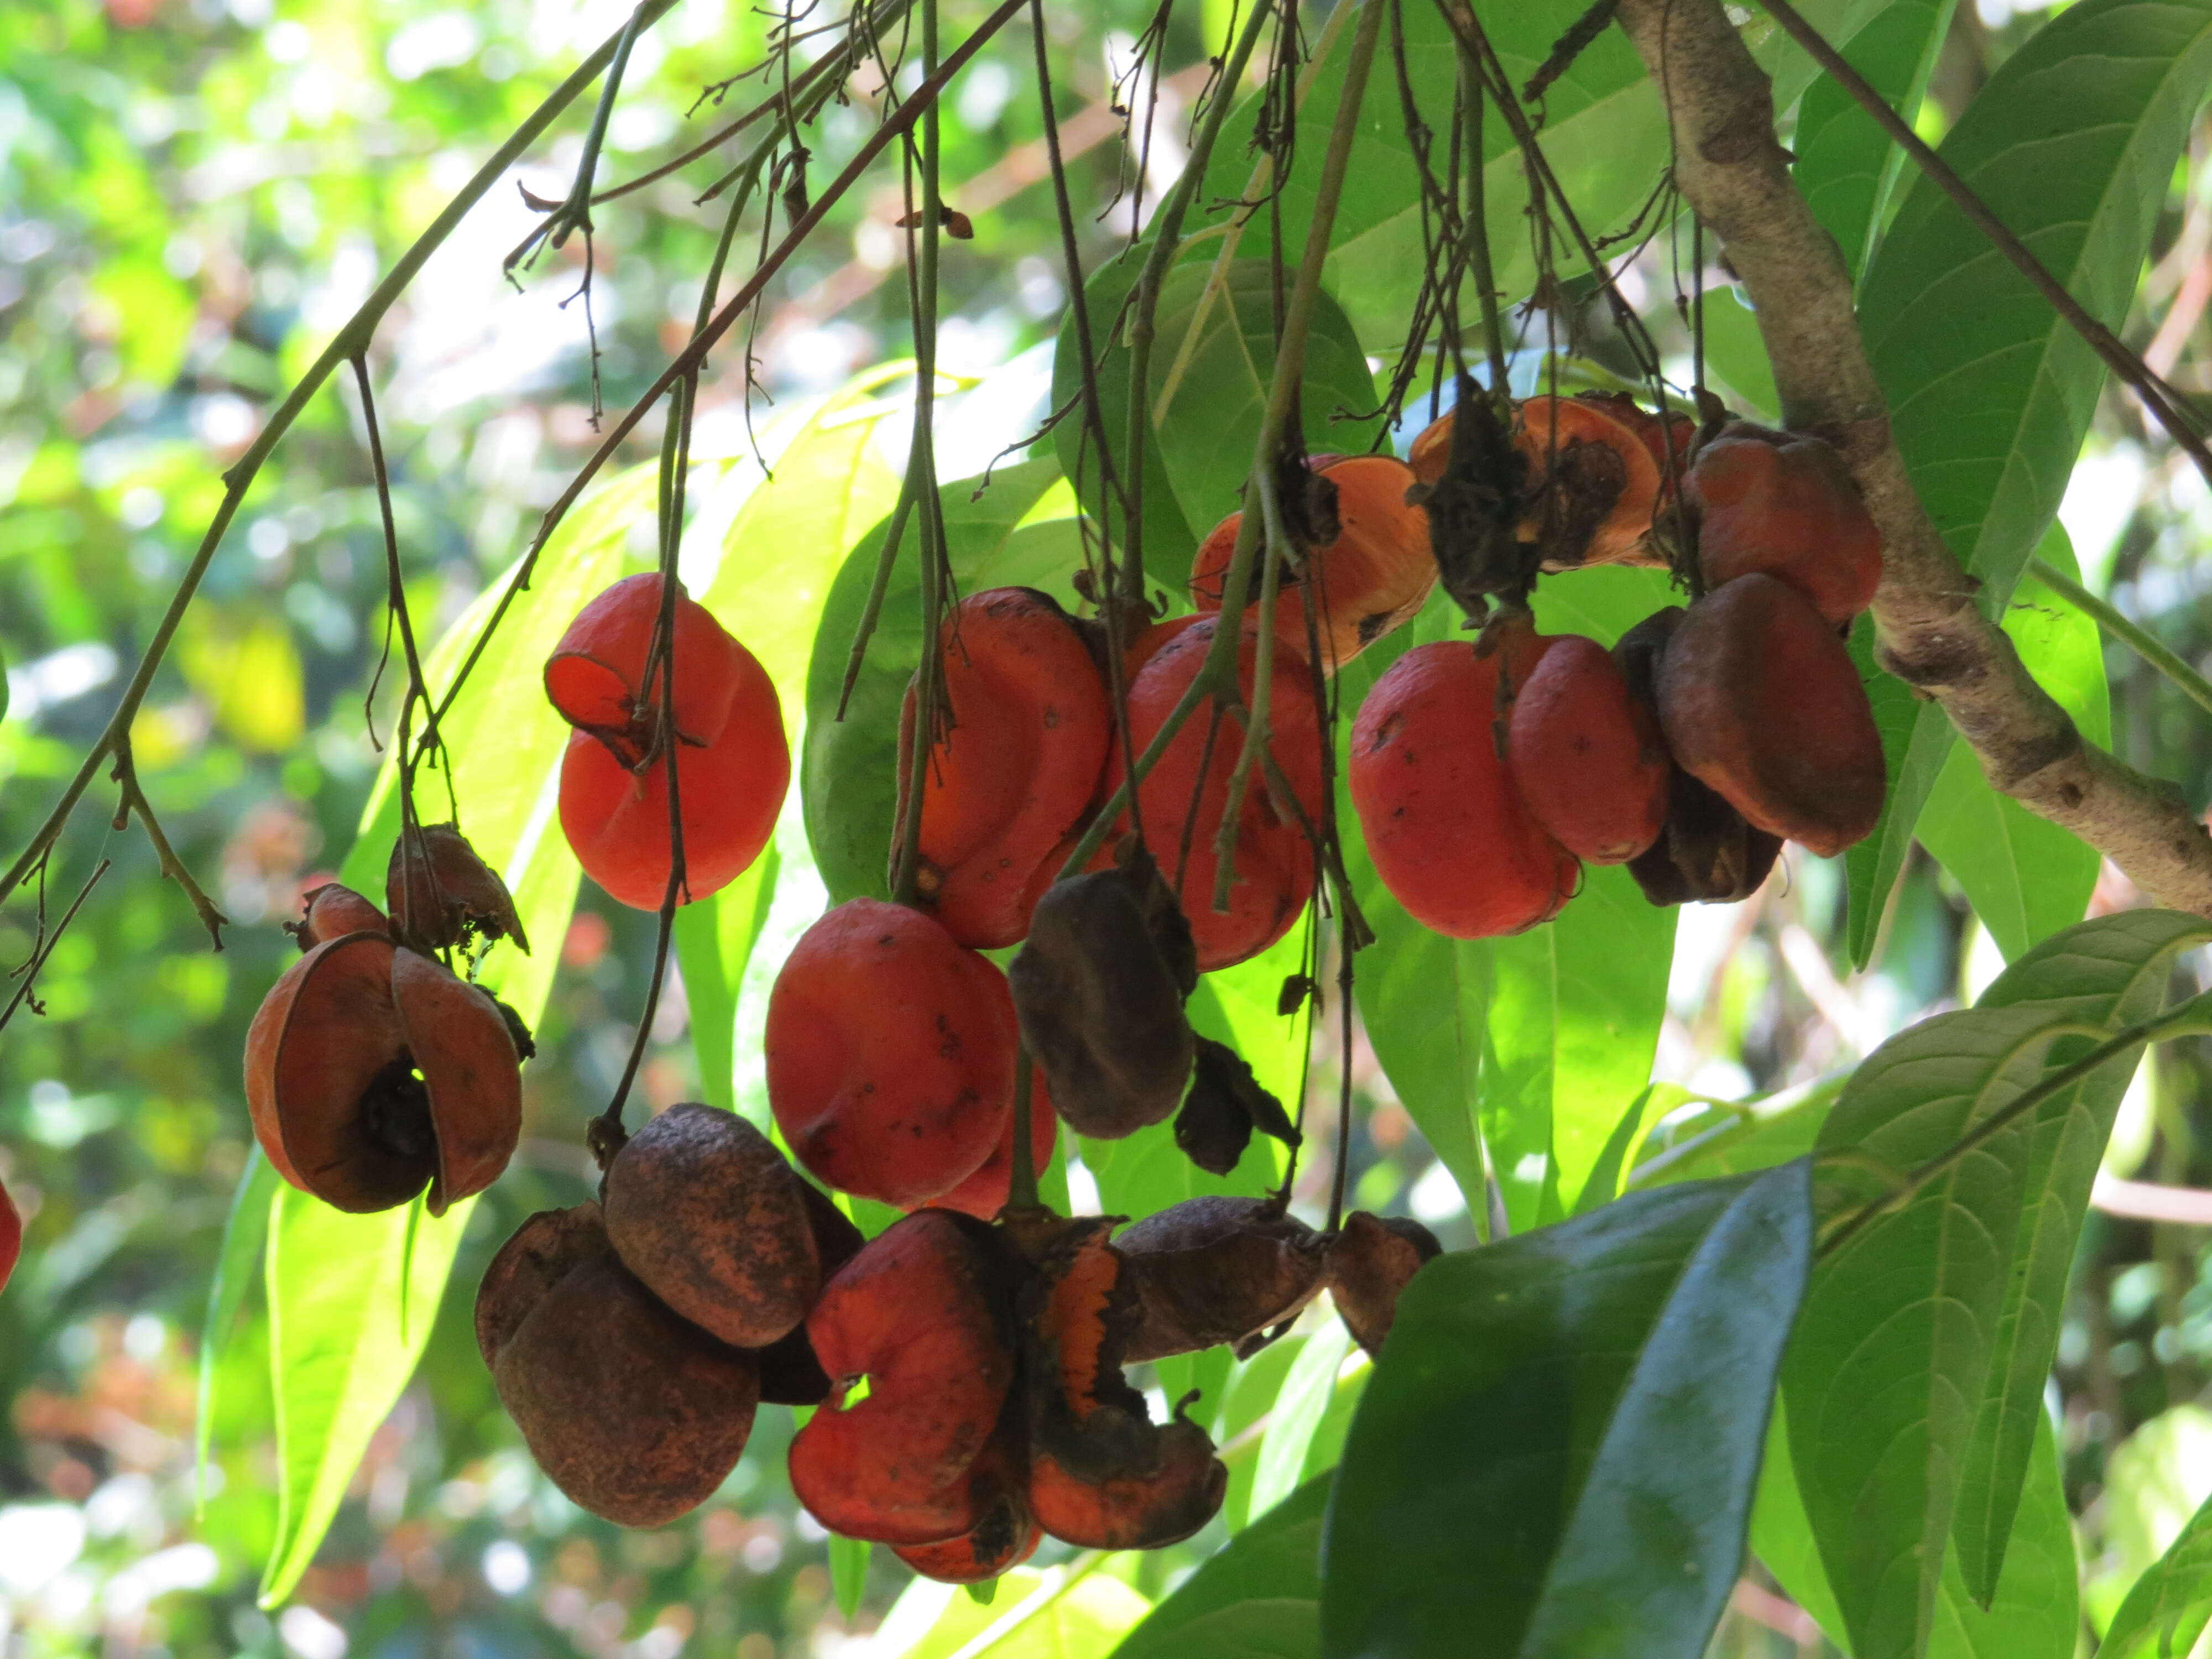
[1687,424,1882,624]
[765,899,1017,1208]
[1105,618,1326,972]
[548,574,788,911]
[894,588,1112,949]
[922,1070,1057,1222]
[1189,456,1435,671]
[1654,573,1885,857]
[1505,633,1670,864]
[787,1211,1015,1546]
[1349,640,1580,938]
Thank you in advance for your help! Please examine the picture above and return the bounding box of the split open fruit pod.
[243,930,523,1215]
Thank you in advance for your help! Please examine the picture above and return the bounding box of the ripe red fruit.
[1189,455,1435,671]
[766,899,1018,1208]
[290,882,389,950]
[1107,618,1326,971]
[1687,424,1882,623]
[1349,639,1580,937]
[894,588,1112,948]
[923,1072,1057,1222]
[891,1432,1042,1583]
[1505,633,1670,863]
[548,574,787,911]
[244,931,521,1214]
[1655,574,1886,857]
[1,1175,18,1298]
[787,1211,1016,1545]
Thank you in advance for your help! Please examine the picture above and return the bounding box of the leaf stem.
[2028,555,2212,723]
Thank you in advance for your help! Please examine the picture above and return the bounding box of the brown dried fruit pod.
[1614,609,1783,907]
[387,822,529,954]
[289,883,389,950]
[603,1103,824,1349]
[1009,848,1197,1140]
[1114,1196,1328,1363]
[1327,1212,1442,1357]
[243,932,521,1214]
[476,1204,760,1527]
[752,1181,867,1406]
[1173,1037,1299,1177]
[891,1427,1042,1584]
[787,1210,1016,1545]
[1019,1218,1227,1550]
[1655,574,1885,858]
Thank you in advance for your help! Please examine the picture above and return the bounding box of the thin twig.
[0,859,111,1035]
[109,740,227,949]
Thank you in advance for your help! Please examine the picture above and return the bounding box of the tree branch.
[1610,0,2212,916]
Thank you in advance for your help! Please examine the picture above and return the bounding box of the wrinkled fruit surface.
[243,930,521,1214]
[1022,1222,1227,1550]
[604,1103,822,1348]
[1189,455,1434,671]
[477,1204,760,1527]
[895,587,1112,948]
[787,1211,1016,1545]
[385,822,528,953]
[890,1432,1041,1583]
[766,899,1018,1208]
[1009,852,1197,1140]
[1173,1036,1299,1177]
[1109,618,1326,971]
[1505,633,1669,864]
[1114,1197,1327,1362]
[549,573,788,911]
[1688,423,1881,624]
[1655,574,1885,857]
[1350,639,1579,938]
[1327,1211,1441,1357]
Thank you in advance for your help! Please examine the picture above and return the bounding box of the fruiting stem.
[1209,0,1388,913]
[0,0,677,918]
[2027,555,2212,723]
[1008,1051,1040,1211]
[1116,0,1276,612]
[1454,31,1511,397]
[889,0,948,910]
[1816,1003,2212,1259]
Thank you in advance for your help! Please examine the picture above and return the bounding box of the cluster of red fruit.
[1337,397,1882,936]
[478,1094,1433,1577]
[242,826,533,1215]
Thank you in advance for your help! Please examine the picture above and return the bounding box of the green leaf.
[1792,0,1962,280]
[261,1194,471,1605]
[1952,911,2212,1606]
[1251,1321,1354,1522]
[800,458,1080,907]
[2095,1410,2212,1654]
[1756,1392,2080,1659]
[881,1564,1152,1659]
[832,1535,872,1621]
[1322,1162,1814,1659]
[1112,1475,1326,1659]
[676,843,781,1110]
[195,1149,278,1514]
[1785,915,2210,1657]
[1630,1076,1845,1191]
[1198,0,1668,348]
[265,462,654,1604]
[1844,0,2212,960]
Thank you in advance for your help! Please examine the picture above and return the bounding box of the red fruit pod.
[1655,574,1886,857]
[766,899,1017,1208]
[386,822,529,954]
[1108,618,1326,972]
[1349,640,1580,938]
[891,1431,1042,1584]
[894,588,1113,948]
[1687,424,1882,624]
[1189,456,1436,672]
[1505,634,1670,864]
[751,1182,869,1407]
[1,1174,19,1298]
[557,692,788,911]
[787,1211,1016,1546]
[289,883,389,950]
[243,932,522,1215]
[544,573,747,759]
[1021,1223,1227,1551]
[922,1070,1058,1222]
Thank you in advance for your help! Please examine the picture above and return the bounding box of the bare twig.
[1611,0,2212,916]
[0,859,112,1034]
[109,742,227,949]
